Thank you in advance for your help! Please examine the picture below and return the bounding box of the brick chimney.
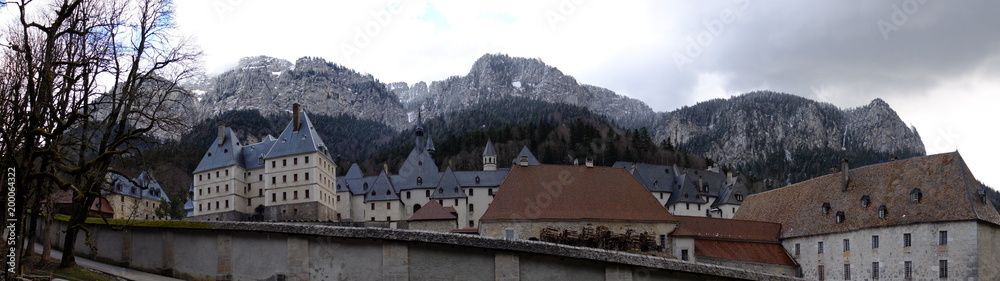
[292,103,302,132]
[841,159,850,192]
[216,120,226,145]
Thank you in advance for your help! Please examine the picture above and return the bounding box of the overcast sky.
[153,0,1000,187]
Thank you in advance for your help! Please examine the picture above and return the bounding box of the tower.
[483,139,497,171]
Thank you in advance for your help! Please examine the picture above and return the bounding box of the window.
[659,235,666,249]
[939,231,948,245]
[417,177,422,185]
[910,188,922,203]
[871,262,879,279]
[469,204,474,212]
[387,202,391,209]
[681,249,689,261]
[489,188,494,196]
[469,220,474,228]
[861,195,870,208]
[199,189,203,196]
[294,174,298,182]
[939,260,948,278]
[225,170,229,176]
[872,235,879,249]
[294,157,298,165]
[305,190,310,199]
[283,159,287,166]
[794,243,800,256]
[225,184,229,192]
[469,189,474,196]
[294,191,298,199]
[822,202,831,215]
[818,241,824,253]
[686,203,690,210]
[216,171,219,178]
[247,199,251,206]
[199,174,202,181]
[904,233,912,247]
[272,177,276,184]
[216,186,219,193]
[843,239,850,252]
[371,203,375,210]
[283,175,287,183]
[225,200,229,209]
[735,194,744,201]
[878,205,887,218]
[818,265,825,280]
[836,211,845,223]
[305,156,309,163]
[336,195,340,202]
[305,173,309,181]
[904,261,912,279]
[844,264,851,280]
[272,193,276,202]
[425,190,430,197]
[504,229,515,239]
[259,189,263,197]
[215,201,219,209]
[282,192,287,201]
[259,174,263,181]
[199,204,202,211]
[475,176,480,184]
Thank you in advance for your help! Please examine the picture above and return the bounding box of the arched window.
[735,194,744,202]
[386,189,391,195]
[878,205,887,219]
[475,176,481,184]
[417,177,423,185]
[413,204,422,213]
[861,195,871,208]
[835,211,845,224]
[822,202,831,215]
[363,182,368,190]
[653,180,658,187]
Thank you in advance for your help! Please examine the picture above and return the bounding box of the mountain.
[652,91,926,185]
[393,54,656,128]
[189,56,408,130]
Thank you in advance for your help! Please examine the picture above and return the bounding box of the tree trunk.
[41,204,53,261]
[24,211,37,258]
[59,195,93,269]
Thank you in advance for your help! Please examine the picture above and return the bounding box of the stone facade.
[481,220,675,249]
[785,220,996,280]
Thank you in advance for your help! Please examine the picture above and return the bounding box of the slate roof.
[614,162,677,193]
[454,170,509,187]
[194,127,244,173]
[343,163,365,179]
[483,139,497,156]
[265,112,333,161]
[665,174,707,205]
[713,178,749,207]
[106,172,168,201]
[431,167,467,199]
[364,171,399,202]
[241,135,276,170]
[734,152,1000,238]
[408,200,457,221]
[394,148,442,190]
[480,165,678,222]
[511,146,540,165]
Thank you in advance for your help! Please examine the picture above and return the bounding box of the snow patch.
[271,71,282,76]
[512,81,522,88]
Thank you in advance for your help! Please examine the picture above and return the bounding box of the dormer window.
[417,177,423,185]
[363,183,368,190]
[653,180,658,187]
[878,205,887,219]
[386,189,391,195]
[454,187,459,193]
[370,191,375,196]
[475,176,481,184]
[861,195,871,208]
[910,188,922,203]
[735,194,744,202]
[822,202,831,215]
[835,211,845,224]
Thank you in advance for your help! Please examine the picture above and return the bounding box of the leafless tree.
[0,0,199,271]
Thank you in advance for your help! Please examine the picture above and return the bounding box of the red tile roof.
[451,227,479,234]
[695,240,796,266]
[734,152,1000,238]
[672,216,781,243]
[408,200,457,221]
[480,165,677,222]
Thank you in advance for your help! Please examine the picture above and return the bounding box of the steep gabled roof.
[713,178,749,207]
[194,127,244,173]
[242,135,276,170]
[665,174,707,205]
[265,112,332,161]
[481,165,678,222]
[734,152,1000,238]
[511,146,540,165]
[431,167,467,199]
[408,200,457,221]
[364,171,399,202]
[615,162,678,193]
[343,163,365,179]
[395,149,441,190]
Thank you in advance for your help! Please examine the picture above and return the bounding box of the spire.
[425,135,435,154]
[483,139,497,171]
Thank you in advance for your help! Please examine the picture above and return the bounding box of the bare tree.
[0,0,198,271]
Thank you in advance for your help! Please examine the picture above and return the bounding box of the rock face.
[394,54,656,128]
[651,91,925,168]
[192,56,408,130]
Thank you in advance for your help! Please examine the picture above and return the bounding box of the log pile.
[538,225,661,252]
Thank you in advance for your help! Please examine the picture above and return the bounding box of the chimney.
[519,156,529,167]
[585,157,594,168]
[216,120,226,145]
[292,103,302,132]
[698,176,704,192]
[383,163,389,174]
[631,162,637,171]
[841,159,850,192]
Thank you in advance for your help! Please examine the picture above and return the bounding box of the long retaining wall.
[38,221,803,281]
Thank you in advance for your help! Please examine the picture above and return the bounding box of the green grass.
[23,256,119,281]
[49,265,119,281]
[51,214,212,229]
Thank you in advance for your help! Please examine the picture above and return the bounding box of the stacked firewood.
[538,225,661,252]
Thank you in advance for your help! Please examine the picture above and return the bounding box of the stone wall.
[977,222,1000,280]
[38,220,802,281]
[409,220,456,233]
[480,219,676,245]
[784,220,983,280]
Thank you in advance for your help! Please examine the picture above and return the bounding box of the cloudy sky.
[176,1,995,186]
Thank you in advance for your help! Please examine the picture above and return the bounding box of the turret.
[483,139,497,171]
